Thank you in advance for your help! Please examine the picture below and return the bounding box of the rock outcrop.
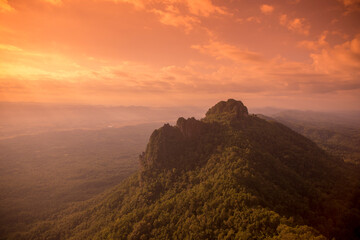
[140,99,251,171]
[204,99,248,123]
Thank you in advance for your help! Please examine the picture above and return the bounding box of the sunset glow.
[0,0,359,110]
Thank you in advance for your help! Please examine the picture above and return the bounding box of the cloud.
[236,17,261,24]
[338,0,360,12]
[0,44,22,52]
[0,45,86,81]
[149,0,229,32]
[104,0,228,17]
[310,34,360,74]
[192,40,264,63]
[1,46,359,108]
[246,16,261,23]
[99,0,228,32]
[42,0,63,6]
[279,14,287,25]
[101,0,145,9]
[0,0,14,12]
[152,6,200,32]
[0,0,358,109]
[185,0,227,17]
[298,31,328,51]
[341,0,360,6]
[279,14,310,35]
[260,4,274,14]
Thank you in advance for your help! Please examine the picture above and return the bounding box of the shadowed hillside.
[254,110,360,165]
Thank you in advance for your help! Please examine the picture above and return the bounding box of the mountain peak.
[204,99,248,123]
[140,99,250,172]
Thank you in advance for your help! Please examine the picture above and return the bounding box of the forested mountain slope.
[15,99,360,240]
[269,111,360,165]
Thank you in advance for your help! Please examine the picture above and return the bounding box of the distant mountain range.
[0,102,205,139]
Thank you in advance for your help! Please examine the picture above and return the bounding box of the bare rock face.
[204,99,248,123]
[140,123,184,170]
[140,118,205,171]
[176,117,204,138]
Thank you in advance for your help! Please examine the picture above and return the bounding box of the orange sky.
[0,0,359,110]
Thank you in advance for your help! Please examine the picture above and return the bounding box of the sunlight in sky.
[0,0,359,110]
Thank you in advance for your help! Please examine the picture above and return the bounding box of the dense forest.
[0,123,160,238]
[8,99,359,240]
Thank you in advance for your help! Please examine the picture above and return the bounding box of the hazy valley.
[0,100,359,239]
